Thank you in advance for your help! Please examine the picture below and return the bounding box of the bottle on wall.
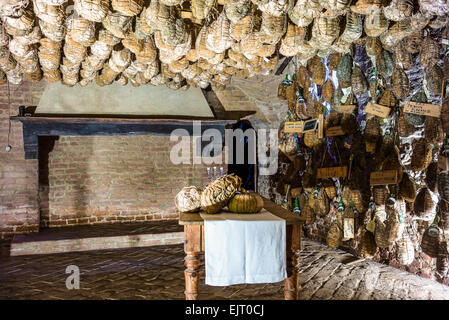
[294,197,301,215]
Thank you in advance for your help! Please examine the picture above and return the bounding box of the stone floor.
[0,239,448,300]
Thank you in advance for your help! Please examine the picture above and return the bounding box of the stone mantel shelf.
[11,115,239,160]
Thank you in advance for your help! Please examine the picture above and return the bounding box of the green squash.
[228,192,264,213]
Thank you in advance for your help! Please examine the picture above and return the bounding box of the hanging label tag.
[344,218,355,239]
[338,105,357,114]
[318,114,324,139]
[326,126,345,137]
[365,102,391,118]
[370,170,398,185]
[181,11,193,19]
[303,118,319,132]
[317,166,348,179]
[366,219,376,233]
[284,121,304,133]
[365,141,376,153]
[404,101,441,118]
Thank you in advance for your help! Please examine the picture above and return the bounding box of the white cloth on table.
[202,209,286,286]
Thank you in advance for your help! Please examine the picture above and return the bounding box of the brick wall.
[0,80,227,237]
[0,81,45,239]
[39,135,211,227]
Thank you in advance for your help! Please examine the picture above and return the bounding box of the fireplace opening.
[37,135,208,229]
[38,136,59,229]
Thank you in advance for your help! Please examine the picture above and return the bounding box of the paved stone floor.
[0,239,448,300]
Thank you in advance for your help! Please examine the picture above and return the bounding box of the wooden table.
[178,198,305,300]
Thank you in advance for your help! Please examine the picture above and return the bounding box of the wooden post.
[284,224,301,300]
[275,56,293,75]
[184,225,202,300]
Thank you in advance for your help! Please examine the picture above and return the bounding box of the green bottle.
[294,197,301,215]
[338,198,344,212]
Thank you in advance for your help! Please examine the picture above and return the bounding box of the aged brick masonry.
[0,81,45,238]
[39,135,208,227]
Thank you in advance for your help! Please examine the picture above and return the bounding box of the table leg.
[184,225,202,300]
[284,224,301,300]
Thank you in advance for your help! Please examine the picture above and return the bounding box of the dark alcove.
[227,120,257,191]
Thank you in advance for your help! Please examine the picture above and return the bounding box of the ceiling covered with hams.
[0,0,448,91]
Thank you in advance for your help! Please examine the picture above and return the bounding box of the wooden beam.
[201,87,226,116]
[201,88,256,120]
[10,116,233,125]
[11,116,232,159]
[275,56,293,76]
